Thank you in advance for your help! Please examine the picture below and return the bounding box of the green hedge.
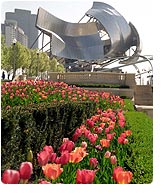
[1,101,96,174]
[68,83,130,88]
[124,111,153,183]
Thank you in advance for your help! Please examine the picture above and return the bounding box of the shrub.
[1,101,97,175]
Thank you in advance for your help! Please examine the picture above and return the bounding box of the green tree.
[8,41,31,80]
[1,35,11,73]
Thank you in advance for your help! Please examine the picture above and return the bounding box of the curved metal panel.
[86,2,133,57]
[35,2,141,62]
[36,7,99,36]
[52,34,104,60]
[36,7,104,60]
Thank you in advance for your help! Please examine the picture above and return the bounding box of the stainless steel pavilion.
[34,1,152,77]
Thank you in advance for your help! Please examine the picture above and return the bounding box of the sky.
[1,0,162,192]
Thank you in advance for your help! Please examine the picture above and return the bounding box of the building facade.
[5,9,38,48]
[2,19,28,47]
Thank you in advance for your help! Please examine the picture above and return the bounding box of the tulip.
[59,140,75,153]
[81,141,87,149]
[110,155,117,165]
[113,167,133,184]
[57,151,70,165]
[100,139,110,148]
[124,130,132,136]
[2,169,20,184]
[76,169,96,184]
[118,120,125,128]
[37,150,50,166]
[50,153,57,163]
[113,166,123,181]
[106,134,114,141]
[118,136,124,144]
[95,145,102,151]
[86,119,95,128]
[43,145,54,155]
[104,151,111,158]
[69,147,88,163]
[89,158,98,168]
[42,163,63,180]
[38,179,51,184]
[19,162,33,180]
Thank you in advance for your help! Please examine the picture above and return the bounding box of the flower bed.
[1,80,134,184]
[2,108,133,184]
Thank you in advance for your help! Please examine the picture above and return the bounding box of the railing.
[47,72,136,88]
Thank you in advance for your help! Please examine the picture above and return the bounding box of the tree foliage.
[1,35,65,79]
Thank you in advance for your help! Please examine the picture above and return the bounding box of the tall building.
[5,9,38,48]
[2,19,28,47]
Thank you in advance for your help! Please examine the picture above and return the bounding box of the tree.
[8,41,31,80]
[1,35,11,72]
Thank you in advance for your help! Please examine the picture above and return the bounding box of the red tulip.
[76,169,96,184]
[37,150,50,166]
[113,166,123,181]
[2,169,20,184]
[19,162,33,180]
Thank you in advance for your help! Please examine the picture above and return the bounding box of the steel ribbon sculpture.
[35,1,152,74]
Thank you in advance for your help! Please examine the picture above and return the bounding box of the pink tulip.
[38,179,51,184]
[2,169,20,184]
[81,141,87,149]
[89,158,98,168]
[43,145,54,155]
[59,140,75,153]
[104,151,111,158]
[19,162,33,180]
[110,155,117,165]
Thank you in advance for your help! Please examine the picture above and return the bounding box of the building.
[5,9,38,48]
[2,19,28,47]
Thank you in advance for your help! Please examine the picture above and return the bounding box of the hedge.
[124,111,153,183]
[1,101,96,175]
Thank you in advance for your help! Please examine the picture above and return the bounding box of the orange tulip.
[100,139,110,148]
[42,163,63,180]
[115,171,133,184]
[69,147,88,163]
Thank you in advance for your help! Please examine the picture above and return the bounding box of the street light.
[36,50,39,77]
[12,38,17,80]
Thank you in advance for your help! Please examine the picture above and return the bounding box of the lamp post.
[36,50,39,77]
[12,38,17,80]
